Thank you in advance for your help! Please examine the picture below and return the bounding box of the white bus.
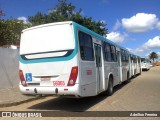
[19,21,141,97]
[141,58,150,70]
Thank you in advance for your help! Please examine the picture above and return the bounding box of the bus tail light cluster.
[67,66,78,86]
[19,70,27,87]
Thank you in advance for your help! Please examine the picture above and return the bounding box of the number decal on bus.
[53,81,65,86]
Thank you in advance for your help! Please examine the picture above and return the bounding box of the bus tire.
[106,77,113,96]
[139,68,141,75]
[127,71,129,80]
[133,69,136,78]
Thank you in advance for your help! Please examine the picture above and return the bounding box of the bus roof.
[22,21,73,33]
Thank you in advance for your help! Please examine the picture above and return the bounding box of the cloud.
[143,36,160,49]
[157,52,160,58]
[156,22,160,30]
[113,20,121,31]
[145,52,151,57]
[106,32,128,43]
[17,16,28,24]
[122,13,159,32]
[134,48,145,53]
[126,48,132,52]
[133,36,160,54]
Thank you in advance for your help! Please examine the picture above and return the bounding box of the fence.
[0,47,20,88]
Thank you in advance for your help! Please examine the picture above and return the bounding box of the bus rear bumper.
[19,84,80,97]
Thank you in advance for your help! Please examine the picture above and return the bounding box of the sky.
[0,0,160,58]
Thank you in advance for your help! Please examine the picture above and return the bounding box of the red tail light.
[19,70,27,87]
[67,66,78,86]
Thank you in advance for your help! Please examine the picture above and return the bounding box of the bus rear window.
[20,24,75,55]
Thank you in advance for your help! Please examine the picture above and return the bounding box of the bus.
[19,21,141,97]
[141,57,150,70]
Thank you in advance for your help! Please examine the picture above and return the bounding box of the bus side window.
[125,51,129,62]
[134,56,136,63]
[78,31,94,61]
[121,49,125,62]
[111,45,117,62]
[103,42,111,62]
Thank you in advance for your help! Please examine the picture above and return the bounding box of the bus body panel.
[78,60,97,96]
[104,62,120,86]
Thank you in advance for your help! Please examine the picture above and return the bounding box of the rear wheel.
[106,77,113,96]
[127,71,129,80]
[139,68,142,75]
[133,69,136,78]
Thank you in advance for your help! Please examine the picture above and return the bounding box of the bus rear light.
[19,70,27,87]
[67,66,78,86]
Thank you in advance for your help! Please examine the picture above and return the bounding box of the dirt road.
[0,66,160,119]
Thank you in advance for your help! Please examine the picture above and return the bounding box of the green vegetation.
[149,52,158,62]
[0,19,30,46]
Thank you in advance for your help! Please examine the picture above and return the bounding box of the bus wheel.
[139,68,141,75]
[127,71,129,80]
[107,77,113,96]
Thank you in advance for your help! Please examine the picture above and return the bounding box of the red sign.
[86,70,92,75]
[53,81,65,86]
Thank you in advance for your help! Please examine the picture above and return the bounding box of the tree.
[0,19,30,46]
[149,52,158,62]
[0,8,31,46]
[29,0,108,35]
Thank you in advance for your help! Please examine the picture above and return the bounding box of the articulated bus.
[19,21,141,97]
